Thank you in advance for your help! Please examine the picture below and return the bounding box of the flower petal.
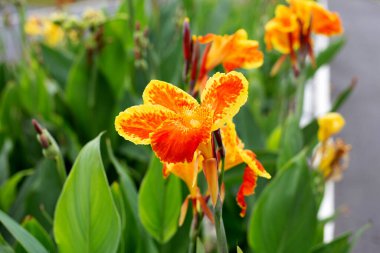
[317,112,345,142]
[115,104,176,144]
[221,121,244,170]
[240,150,271,179]
[143,80,199,113]
[201,71,248,130]
[164,153,201,197]
[311,3,343,36]
[236,166,258,217]
[150,106,213,163]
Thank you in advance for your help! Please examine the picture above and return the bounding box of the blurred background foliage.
[0,0,361,252]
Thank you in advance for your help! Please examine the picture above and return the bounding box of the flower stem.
[214,155,228,253]
[214,197,228,253]
[295,75,306,123]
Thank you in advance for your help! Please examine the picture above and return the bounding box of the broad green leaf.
[0,139,13,184]
[15,216,56,253]
[0,210,48,253]
[106,139,157,253]
[277,115,303,169]
[138,155,182,244]
[54,134,121,253]
[0,169,33,211]
[249,153,317,253]
[305,38,346,80]
[266,125,282,151]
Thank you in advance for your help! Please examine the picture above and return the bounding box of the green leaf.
[106,139,157,253]
[305,37,346,80]
[248,153,317,253]
[277,115,303,170]
[138,155,182,244]
[54,134,121,253]
[311,233,351,253]
[0,210,48,253]
[15,216,56,253]
[0,169,33,211]
[0,234,15,253]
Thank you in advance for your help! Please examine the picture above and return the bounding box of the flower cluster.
[265,0,343,75]
[315,112,351,181]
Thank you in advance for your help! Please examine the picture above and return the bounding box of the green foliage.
[0,210,49,253]
[54,134,121,253]
[138,155,182,244]
[249,153,318,253]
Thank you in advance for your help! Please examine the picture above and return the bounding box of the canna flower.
[317,112,345,142]
[265,0,343,75]
[115,71,249,204]
[197,29,264,73]
[221,121,270,217]
[115,71,248,163]
[314,112,350,181]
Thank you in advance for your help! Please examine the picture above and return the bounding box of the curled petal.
[240,150,271,179]
[221,121,244,170]
[143,80,199,113]
[201,72,248,130]
[236,166,258,217]
[115,105,176,144]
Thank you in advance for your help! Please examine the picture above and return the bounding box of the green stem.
[55,154,67,185]
[295,75,306,123]
[214,156,228,253]
[214,197,228,253]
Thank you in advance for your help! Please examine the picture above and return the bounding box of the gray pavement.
[330,0,380,252]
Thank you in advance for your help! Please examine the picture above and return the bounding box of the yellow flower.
[43,21,64,46]
[317,112,345,142]
[24,17,44,36]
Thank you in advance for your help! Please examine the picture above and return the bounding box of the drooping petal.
[240,150,271,179]
[164,153,201,197]
[202,158,219,206]
[150,106,213,163]
[143,80,199,113]
[115,104,176,145]
[179,196,190,226]
[236,166,258,217]
[198,194,214,224]
[201,72,248,130]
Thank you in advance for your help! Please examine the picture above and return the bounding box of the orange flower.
[197,29,264,73]
[265,0,343,75]
[265,5,300,54]
[221,121,271,217]
[115,71,248,164]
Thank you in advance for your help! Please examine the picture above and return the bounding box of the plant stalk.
[188,212,202,253]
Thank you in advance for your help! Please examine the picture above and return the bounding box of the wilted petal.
[236,166,258,217]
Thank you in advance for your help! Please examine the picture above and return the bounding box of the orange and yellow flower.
[221,121,270,217]
[265,0,343,73]
[197,29,264,73]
